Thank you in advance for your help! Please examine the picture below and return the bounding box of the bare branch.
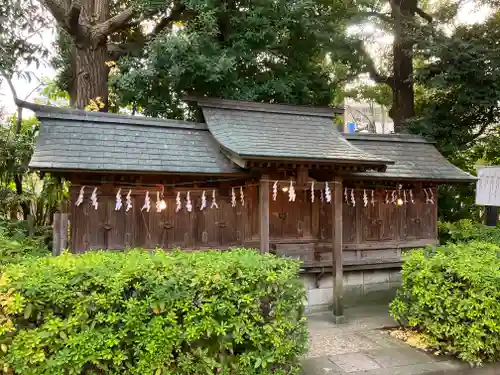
[67,2,82,34]
[358,11,393,23]
[151,3,188,36]
[0,70,23,134]
[414,7,433,23]
[92,7,136,41]
[359,45,393,86]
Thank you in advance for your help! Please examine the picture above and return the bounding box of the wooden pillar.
[260,174,270,253]
[332,176,345,322]
[53,212,69,256]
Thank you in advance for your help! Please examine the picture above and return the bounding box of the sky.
[0,2,492,116]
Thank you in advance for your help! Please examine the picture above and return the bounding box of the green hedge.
[438,219,500,244]
[390,241,500,365]
[0,249,307,375]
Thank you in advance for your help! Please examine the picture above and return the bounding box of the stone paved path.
[302,305,500,375]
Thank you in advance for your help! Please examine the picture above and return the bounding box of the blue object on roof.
[347,122,356,133]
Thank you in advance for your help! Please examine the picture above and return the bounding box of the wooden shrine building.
[24,98,475,316]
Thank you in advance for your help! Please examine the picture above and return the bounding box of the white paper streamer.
[176,192,182,212]
[371,190,376,206]
[363,189,368,207]
[272,181,278,201]
[351,189,356,206]
[141,191,151,212]
[240,186,245,206]
[409,189,415,204]
[428,188,435,204]
[156,191,162,212]
[325,182,331,203]
[76,186,85,206]
[231,187,236,207]
[126,190,133,212]
[385,190,389,204]
[211,189,218,209]
[186,191,192,212]
[90,187,98,210]
[200,190,207,210]
[320,189,324,202]
[311,181,315,203]
[288,180,296,202]
[403,190,408,204]
[115,188,123,211]
[344,188,348,204]
[424,188,435,204]
[391,190,396,205]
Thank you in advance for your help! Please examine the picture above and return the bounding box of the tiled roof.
[196,98,392,168]
[27,104,242,175]
[346,133,476,182]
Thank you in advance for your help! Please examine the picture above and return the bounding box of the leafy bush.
[0,249,307,375]
[438,219,500,244]
[390,241,500,364]
[0,219,50,267]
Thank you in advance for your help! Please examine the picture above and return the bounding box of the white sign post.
[476,167,500,226]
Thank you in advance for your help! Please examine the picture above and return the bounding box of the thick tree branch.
[93,7,136,41]
[414,7,433,23]
[39,0,71,34]
[67,2,82,34]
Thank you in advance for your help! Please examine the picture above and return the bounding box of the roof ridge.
[344,133,434,144]
[16,100,207,131]
[187,96,344,118]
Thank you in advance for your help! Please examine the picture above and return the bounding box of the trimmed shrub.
[438,219,500,244]
[390,241,500,365]
[0,249,307,375]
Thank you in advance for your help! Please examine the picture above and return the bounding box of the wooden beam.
[260,174,270,253]
[332,176,345,323]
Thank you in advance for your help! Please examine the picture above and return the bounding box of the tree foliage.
[106,0,360,118]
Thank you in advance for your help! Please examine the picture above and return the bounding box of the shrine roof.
[194,97,392,169]
[23,102,242,175]
[346,133,476,182]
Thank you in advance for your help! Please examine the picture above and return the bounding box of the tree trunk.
[390,0,416,133]
[71,0,110,110]
[74,44,109,110]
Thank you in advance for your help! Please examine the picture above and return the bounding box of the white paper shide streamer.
[409,189,415,204]
[325,182,331,203]
[176,192,182,212]
[288,180,296,202]
[90,187,98,210]
[211,189,218,209]
[186,191,192,212]
[424,188,435,204]
[272,181,278,201]
[156,191,162,212]
[371,190,376,206]
[141,191,151,212]
[363,189,368,207]
[76,186,85,206]
[200,190,207,210]
[126,190,133,212]
[351,189,356,206]
[344,188,348,204]
[240,186,245,206]
[310,181,315,203]
[115,188,123,211]
[231,187,236,207]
